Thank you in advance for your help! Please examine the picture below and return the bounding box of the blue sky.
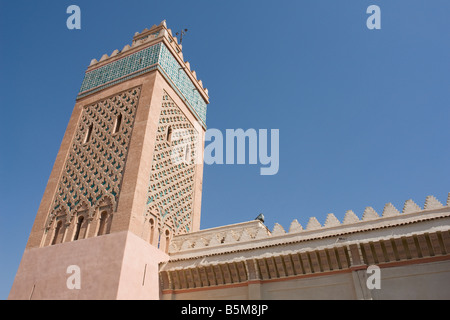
[1,0,449,299]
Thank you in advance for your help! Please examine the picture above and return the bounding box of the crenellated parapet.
[160,193,450,295]
[168,193,450,258]
[78,20,209,127]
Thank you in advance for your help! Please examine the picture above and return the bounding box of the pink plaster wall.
[9,231,168,300]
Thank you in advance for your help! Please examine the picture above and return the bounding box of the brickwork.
[24,20,208,250]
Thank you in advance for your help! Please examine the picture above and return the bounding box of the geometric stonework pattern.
[46,86,141,228]
[144,91,198,239]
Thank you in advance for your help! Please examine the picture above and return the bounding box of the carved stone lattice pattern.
[145,91,198,236]
[48,87,141,225]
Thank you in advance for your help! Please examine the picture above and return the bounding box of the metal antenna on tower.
[176,28,188,44]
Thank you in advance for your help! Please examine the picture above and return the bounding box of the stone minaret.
[9,20,209,300]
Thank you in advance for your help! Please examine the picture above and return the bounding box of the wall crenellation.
[86,20,208,98]
[169,193,450,254]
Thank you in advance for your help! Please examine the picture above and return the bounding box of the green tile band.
[78,42,207,125]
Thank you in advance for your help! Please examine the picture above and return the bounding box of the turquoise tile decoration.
[78,42,208,125]
[79,43,161,93]
[158,44,207,124]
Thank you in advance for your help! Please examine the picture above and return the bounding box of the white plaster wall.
[260,273,356,300]
[371,260,450,300]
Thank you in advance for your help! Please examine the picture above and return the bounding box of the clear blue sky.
[1,0,449,299]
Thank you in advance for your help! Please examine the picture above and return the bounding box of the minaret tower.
[9,20,209,300]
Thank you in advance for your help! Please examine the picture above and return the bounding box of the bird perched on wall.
[255,213,265,223]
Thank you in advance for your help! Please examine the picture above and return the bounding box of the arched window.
[165,229,170,254]
[51,221,62,245]
[97,211,108,236]
[185,144,191,163]
[83,124,93,144]
[73,216,84,241]
[149,218,155,245]
[166,126,173,143]
[113,114,122,134]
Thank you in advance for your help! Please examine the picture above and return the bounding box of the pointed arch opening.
[51,221,63,245]
[113,113,122,134]
[73,216,84,241]
[97,211,108,236]
[83,123,93,144]
[185,144,191,163]
[164,229,171,254]
[166,125,173,143]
